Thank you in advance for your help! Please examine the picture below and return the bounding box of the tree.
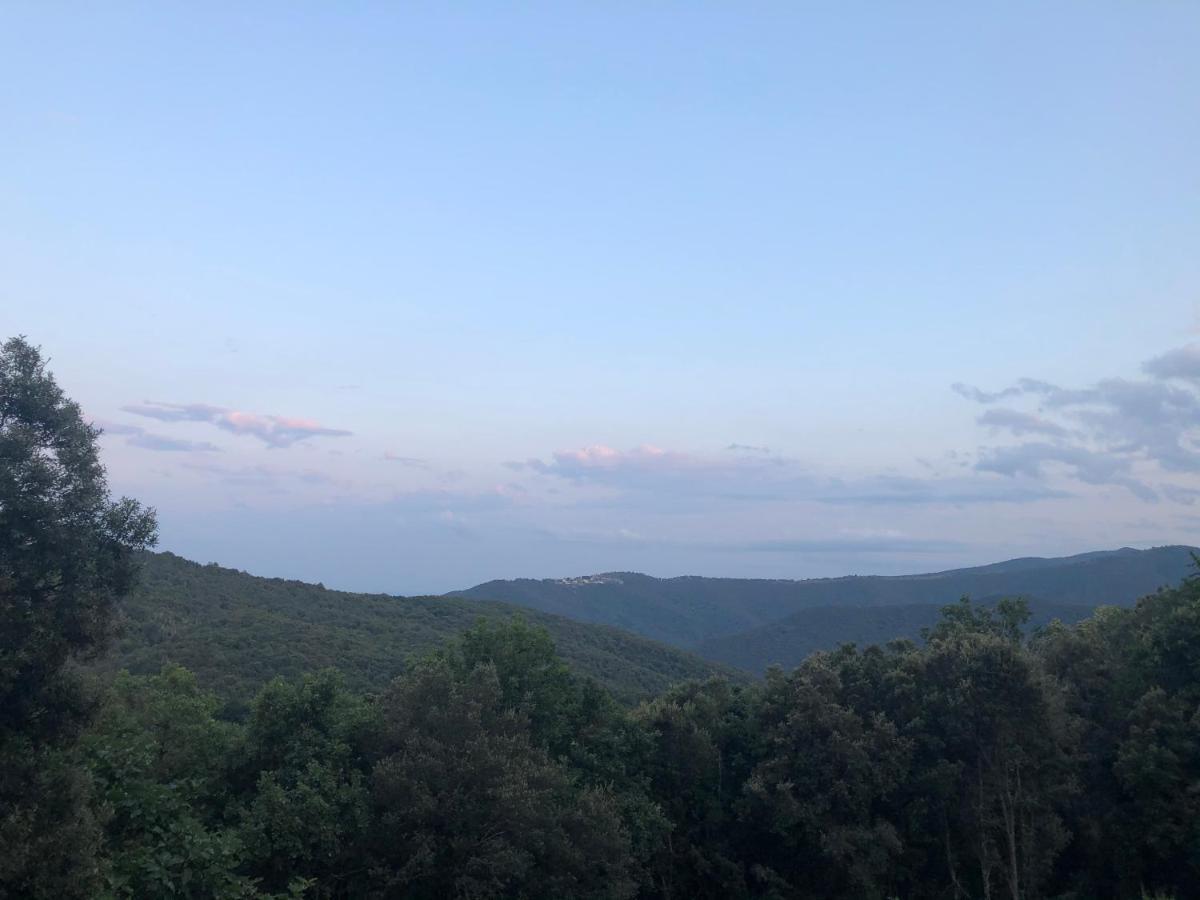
[0,336,157,898]
[745,657,910,900]
[1037,575,1200,896]
[634,678,755,900]
[83,667,251,899]
[370,653,637,899]
[232,670,376,898]
[907,600,1075,900]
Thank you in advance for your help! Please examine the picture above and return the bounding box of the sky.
[3,3,1199,594]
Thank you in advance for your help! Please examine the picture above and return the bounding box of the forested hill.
[452,545,1197,654]
[695,599,1099,672]
[97,552,733,707]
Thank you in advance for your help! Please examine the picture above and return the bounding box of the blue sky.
[3,3,1199,593]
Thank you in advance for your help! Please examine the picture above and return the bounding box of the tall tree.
[746,656,910,900]
[908,600,1075,900]
[232,669,376,898]
[0,336,157,898]
[370,653,637,899]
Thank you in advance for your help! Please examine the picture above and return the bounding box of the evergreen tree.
[0,337,156,898]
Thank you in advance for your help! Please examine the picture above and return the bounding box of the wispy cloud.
[128,433,222,453]
[955,343,1200,502]
[91,418,220,453]
[517,444,1061,507]
[814,473,1066,506]
[122,401,352,448]
[977,408,1071,439]
[383,451,431,468]
[975,442,1157,502]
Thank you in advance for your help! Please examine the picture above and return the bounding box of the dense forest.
[97,551,735,710]
[455,546,1197,669]
[4,334,1200,900]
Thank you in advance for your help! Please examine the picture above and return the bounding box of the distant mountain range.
[452,545,1198,672]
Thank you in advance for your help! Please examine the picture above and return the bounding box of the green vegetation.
[0,336,157,896]
[99,550,734,708]
[696,598,1100,672]
[68,576,1200,899]
[455,547,1196,667]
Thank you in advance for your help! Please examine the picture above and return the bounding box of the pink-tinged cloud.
[517,443,1063,506]
[549,444,685,471]
[122,401,352,448]
[518,443,785,493]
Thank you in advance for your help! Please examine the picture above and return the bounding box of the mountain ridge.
[451,545,1198,668]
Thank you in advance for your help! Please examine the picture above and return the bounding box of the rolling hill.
[94,552,735,709]
[453,546,1197,671]
[694,600,1100,672]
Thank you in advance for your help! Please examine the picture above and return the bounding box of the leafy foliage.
[0,337,156,898]
[97,551,734,709]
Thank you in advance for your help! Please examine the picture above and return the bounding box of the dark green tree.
[370,652,637,899]
[745,656,911,900]
[634,678,756,900]
[0,336,157,898]
[82,667,251,899]
[907,599,1075,900]
[1037,574,1200,897]
[232,669,376,898]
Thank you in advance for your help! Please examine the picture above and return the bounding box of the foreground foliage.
[1,336,157,898]
[66,580,1200,900]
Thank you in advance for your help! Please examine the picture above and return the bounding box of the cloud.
[977,408,1071,438]
[128,433,221,453]
[952,382,1024,403]
[727,443,771,454]
[123,401,352,448]
[383,452,431,468]
[954,344,1200,501]
[91,417,220,453]
[1161,484,1200,506]
[92,419,143,436]
[1144,344,1200,382]
[975,442,1157,502]
[518,444,791,497]
[815,473,1067,506]
[520,444,1061,507]
[952,378,1060,404]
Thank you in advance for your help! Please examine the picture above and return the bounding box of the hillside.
[95,552,733,708]
[695,599,1099,672]
[453,546,1197,667]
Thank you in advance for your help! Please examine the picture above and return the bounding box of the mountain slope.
[95,552,734,708]
[453,546,1197,655]
[696,600,1100,673]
